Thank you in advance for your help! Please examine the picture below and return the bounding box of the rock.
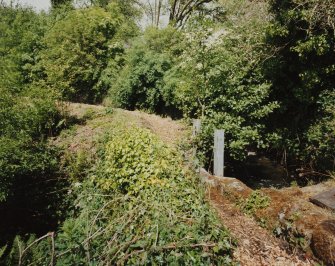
[228,181,246,191]
[312,220,335,265]
[310,188,335,211]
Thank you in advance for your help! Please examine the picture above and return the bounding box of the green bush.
[39,6,125,103]
[6,127,234,265]
[0,87,61,202]
[109,27,183,116]
[93,128,181,193]
[265,0,335,172]
[303,90,335,171]
[110,49,172,113]
[0,4,47,91]
[166,12,278,162]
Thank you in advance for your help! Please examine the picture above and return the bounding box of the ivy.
[5,127,234,265]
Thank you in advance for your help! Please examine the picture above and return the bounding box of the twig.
[19,232,54,266]
[118,249,145,264]
[18,239,23,266]
[155,242,217,250]
[154,224,159,248]
[50,232,55,266]
[110,236,140,262]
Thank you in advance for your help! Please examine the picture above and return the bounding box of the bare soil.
[122,109,187,146]
[52,103,187,155]
[209,187,315,265]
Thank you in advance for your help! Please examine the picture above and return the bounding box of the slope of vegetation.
[4,114,233,264]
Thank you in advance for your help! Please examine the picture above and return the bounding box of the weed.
[82,108,97,120]
[62,150,92,181]
[238,190,271,216]
[290,180,298,187]
[6,127,235,265]
[105,107,114,115]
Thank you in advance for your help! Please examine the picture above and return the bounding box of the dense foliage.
[0,88,60,202]
[40,5,133,103]
[168,11,279,161]
[0,4,47,91]
[95,128,180,193]
[0,4,62,203]
[108,0,335,173]
[4,128,233,265]
[109,27,183,116]
[1,0,334,264]
[265,0,335,171]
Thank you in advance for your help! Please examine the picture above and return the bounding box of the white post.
[192,119,201,136]
[214,130,224,177]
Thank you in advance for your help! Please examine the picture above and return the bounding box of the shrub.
[238,190,271,216]
[93,128,181,193]
[110,49,172,113]
[265,0,335,172]
[0,87,61,202]
[109,27,183,117]
[0,4,47,91]
[167,12,278,162]
[39,6,124,103]
[303,90,335,171]
[6,127,234,265]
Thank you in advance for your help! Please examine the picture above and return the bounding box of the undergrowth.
[238,190,271,216]
[3,127,234,265]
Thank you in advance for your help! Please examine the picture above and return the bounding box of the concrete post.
[192,119,201,137]
[214,130,224,177]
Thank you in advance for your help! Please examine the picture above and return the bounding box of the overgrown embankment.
[1,104,234,265]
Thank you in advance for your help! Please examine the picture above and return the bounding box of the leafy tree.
[304,91,335,171]
[110,48,172,113]
[51,0,73,8]
[0,5,69,251]
[166,3,278,161]
[0,4,61,202]
[265,0,335,171]
[0,4,47,91]
[109,27,183,116]
[39,5,130,103]
[76,0,140,19]
[168,0,221,27]
[140,0,223,28]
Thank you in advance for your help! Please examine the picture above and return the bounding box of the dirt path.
[209,187,315,266]
[60,102,187,147]
[123,109,187,146]
[52,102,188,165]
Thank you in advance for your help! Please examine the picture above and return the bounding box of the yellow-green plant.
[239,190,271,216]
[40,6,126,103]
[6,127,234,265]
[94,128,183,194]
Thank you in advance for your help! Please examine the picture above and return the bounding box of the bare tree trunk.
[170,0,177,23]
[169,0,214,27]
[145,0,155,26]
[156,0,162,27]
[154,0,157,25]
